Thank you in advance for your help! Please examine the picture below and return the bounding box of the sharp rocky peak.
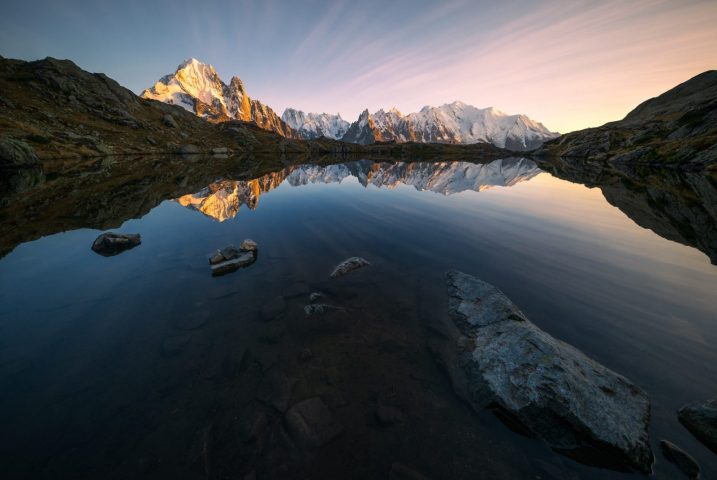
[142,58,294,137]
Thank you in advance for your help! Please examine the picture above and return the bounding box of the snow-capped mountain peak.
[142,59,294,137]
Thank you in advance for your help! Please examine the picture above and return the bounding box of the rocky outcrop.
[678,399,717,454]
[329,257,370,278]
[431,270,653,473]
[91,232,141,256]
[535,70,717,168]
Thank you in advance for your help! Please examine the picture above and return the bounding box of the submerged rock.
[209,245,240,265]
[432,270,653,473]
[210,251,255,276]
[91,232,141,256]
[309,292,323,303]
[329,256,370,278]
[660,440,700,479]
[678,398,717,454]
[285,397,343,448]
[209,241,257,276]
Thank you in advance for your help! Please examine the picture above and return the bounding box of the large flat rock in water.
[432,270,653,473]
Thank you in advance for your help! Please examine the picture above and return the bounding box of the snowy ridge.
[281,109,349,140]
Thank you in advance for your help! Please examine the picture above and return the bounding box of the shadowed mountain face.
[539,157,717,264]
[537,70,717,168]
[175,158,541,221]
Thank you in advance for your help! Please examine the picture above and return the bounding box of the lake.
[0,155,715,479]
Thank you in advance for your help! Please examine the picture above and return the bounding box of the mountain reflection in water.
[175,158,541,222]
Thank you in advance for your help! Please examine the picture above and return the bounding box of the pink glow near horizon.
[261,0,717,133]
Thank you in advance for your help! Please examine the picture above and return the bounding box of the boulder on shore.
[91,232,141,256]
[431,270,653,473]
[329,256,370,278]
[678,398,717,454]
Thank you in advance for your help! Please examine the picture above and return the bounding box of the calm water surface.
[0,157,715,479]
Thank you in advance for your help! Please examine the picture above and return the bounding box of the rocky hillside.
[536,70,717,169]
[142,59,295,137]
[0,56,315,169]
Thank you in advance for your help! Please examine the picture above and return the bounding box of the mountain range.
[176,158,540,221]
[143,59,558,151]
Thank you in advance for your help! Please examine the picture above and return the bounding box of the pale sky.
[1,0,716,133]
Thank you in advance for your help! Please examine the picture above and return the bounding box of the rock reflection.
[539,157,717,264]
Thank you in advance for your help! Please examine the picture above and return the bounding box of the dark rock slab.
[432,270,653,473]
[285,397,343,448]
[660,440,700,479]
[329,256,370,278]
[91,232,141,256]
[678,398,717,454]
